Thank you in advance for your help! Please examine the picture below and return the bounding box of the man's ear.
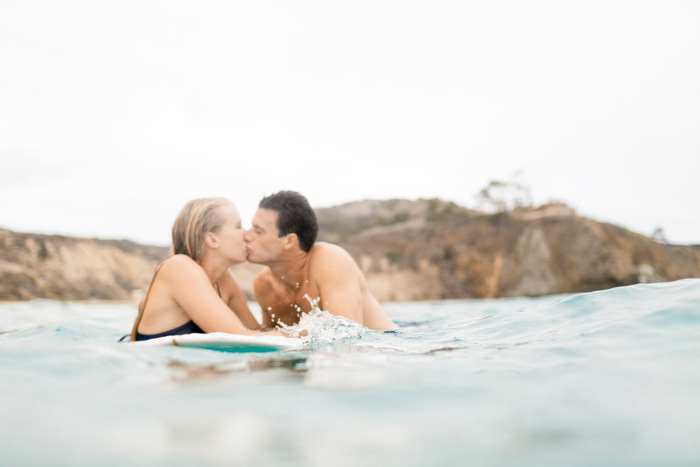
[283,233,299,250]
[205,231,219,249]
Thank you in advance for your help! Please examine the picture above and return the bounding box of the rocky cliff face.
[0,227,265,301]
[0,229,168,301]
[316,200,700,300]
[2,199,698,301]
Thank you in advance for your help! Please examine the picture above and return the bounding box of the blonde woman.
[129,198,278,341]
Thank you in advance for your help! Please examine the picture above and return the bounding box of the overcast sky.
[1,0,698,245]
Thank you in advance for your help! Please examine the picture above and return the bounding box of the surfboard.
[133,332,303,353]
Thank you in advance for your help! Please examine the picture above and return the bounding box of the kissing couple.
[129,191,396,341]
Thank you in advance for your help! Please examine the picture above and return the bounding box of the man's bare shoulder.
[309,242,357,273]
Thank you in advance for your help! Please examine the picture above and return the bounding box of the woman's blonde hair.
[171,197,233,264]
[129,197,233,341]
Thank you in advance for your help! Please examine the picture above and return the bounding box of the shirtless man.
[244,191,397,330]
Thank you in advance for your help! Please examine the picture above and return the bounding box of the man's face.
[244,208,286,264]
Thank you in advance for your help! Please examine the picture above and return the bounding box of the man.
[244,191,397,330]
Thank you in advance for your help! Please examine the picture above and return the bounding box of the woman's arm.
[220,269,262,330]
[162,256,277,336]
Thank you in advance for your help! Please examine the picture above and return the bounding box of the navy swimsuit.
[134,320,204,341]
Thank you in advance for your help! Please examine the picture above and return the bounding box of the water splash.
[278,294,366,350]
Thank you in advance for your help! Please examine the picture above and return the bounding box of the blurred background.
[1,0,699,301]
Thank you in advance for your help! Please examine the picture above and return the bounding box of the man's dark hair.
[259,191,318,252]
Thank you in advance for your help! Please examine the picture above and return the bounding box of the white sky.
[1,0,698,245]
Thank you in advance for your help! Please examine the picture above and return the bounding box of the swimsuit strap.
[129,259,167,342]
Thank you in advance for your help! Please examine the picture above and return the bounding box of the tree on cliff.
[475,180,533,213]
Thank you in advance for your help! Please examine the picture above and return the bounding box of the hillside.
[0,227,267,301]
[0,229,168,301]
[1,199,698,301]
[316,199,700,300]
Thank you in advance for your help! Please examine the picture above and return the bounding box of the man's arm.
[253,268,301,327]
[253,269,275,328]
[313,245,364,325]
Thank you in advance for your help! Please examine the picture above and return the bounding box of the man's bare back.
[243,191,397,331]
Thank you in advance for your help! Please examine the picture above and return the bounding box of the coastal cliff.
[0,229,168,301]
[316,199,700,300]
[1,199,699,301]
[0,227,264,301]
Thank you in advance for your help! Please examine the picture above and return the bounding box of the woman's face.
[212,203,247,264]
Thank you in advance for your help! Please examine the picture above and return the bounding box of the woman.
[129,197,278,341]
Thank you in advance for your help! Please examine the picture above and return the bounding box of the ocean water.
[1,279,699,467]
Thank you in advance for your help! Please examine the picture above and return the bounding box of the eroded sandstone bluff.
[316,199,700,300]
[0,229,169,301]
[1,199,699,301]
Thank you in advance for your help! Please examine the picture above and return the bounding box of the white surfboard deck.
[133,332,303,352]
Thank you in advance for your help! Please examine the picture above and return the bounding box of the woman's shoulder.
[162,254,198,266]
[158,254,202,277]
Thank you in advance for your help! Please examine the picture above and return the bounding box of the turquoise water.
[1,279,699,467]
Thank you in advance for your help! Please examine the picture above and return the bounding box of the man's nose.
[243,229,253,242]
